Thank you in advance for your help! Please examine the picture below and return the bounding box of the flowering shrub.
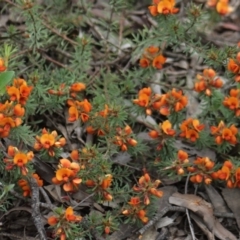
[1,0,240,239]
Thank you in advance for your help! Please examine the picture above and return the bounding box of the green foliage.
[1,0,240,239]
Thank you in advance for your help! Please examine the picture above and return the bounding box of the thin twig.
[72,192,95,210]
[42,16,78,46]
[185,173,196,240]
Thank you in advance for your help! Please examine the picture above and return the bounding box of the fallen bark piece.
[169,192,237,240]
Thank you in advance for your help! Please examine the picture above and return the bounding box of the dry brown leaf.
[169,192,237,240]
[44,185,63,203]
[222,188,240,229]
[205,185,229,213]
[190,213,215,240]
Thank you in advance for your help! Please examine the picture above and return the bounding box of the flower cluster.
[0,58,7,72]
[4,146,34,175]
[148,0,179,16]
[34,128,66,156]
[188,157,215,184]
[52,159,82,192]
[18,174,43,197]
[210,121,238,145]
[133,87,161,115]
[68,99,92,122]
[133,173,163,205]
[212,160,240,188]
[179,118,204,142]
[122,197,148,223]
[207,0,232,15]
[113,125,137,151]
[0,101,25,137]
[133,87,188,116]
[157,88,188,115]
[122,173,163,224]
[227,52,240,82]
[148,120,175,150]
[48,206,82,240]
[194,69,223,96]
[139,46,166,69]
[85,174,113,201]
[223,88,240,116]
[169,150,189,175]
[7,78,33,105]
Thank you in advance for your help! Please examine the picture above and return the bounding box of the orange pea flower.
[0,58,7,72]
[69,82,86,98]
[179,118,204,142]
[34,128,66,156]
[139,46,166,70]
[68,99,92,122]
[207,0,232,15]
[47,206,82,240]
[149,0,179,16]
[113,125,137,151]
[210,121,238,145]
[189,157,215,185]
[223,88,240,116]
[194,69,223,96]
[133,173,163,205]
[122,196,149,223]
[4,146,33,175]
[212,160,240,188]
[133,87,165,115]
[52,159,82,192]
[149,120,175,150]
[7,78,33,105]
[157,88,188,116]
[227,52,240,82]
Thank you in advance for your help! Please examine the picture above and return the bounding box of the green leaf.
[0,71,15,96]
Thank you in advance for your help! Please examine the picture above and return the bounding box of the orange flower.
[65,207,82,222]
[177,150,188,163]
[149,0,179,16]
[113,125,137,151]
[70,82,86,92]
[68,99,92,122]
[13,152,29,167]
[223,88,240,116]
[40,133,55,149]
[139,58,150,68]
[158,88,188,115]
[34,129,66,156]
[139,46,166,70]
[227,53,240,82]
[207,0,232,15]
[7,86,20,101]
[188,157,215,184]
[179,118,204,142]
[133,173,162,205]
[100,174,113,189]
[48,216,59,226]
[152,55,166,69]
[216,0,232,15]
[55,168,73,182]
[128,197,141,206]
[194,69,223,96]
[211,121,238,145]
[0,58,7,72]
